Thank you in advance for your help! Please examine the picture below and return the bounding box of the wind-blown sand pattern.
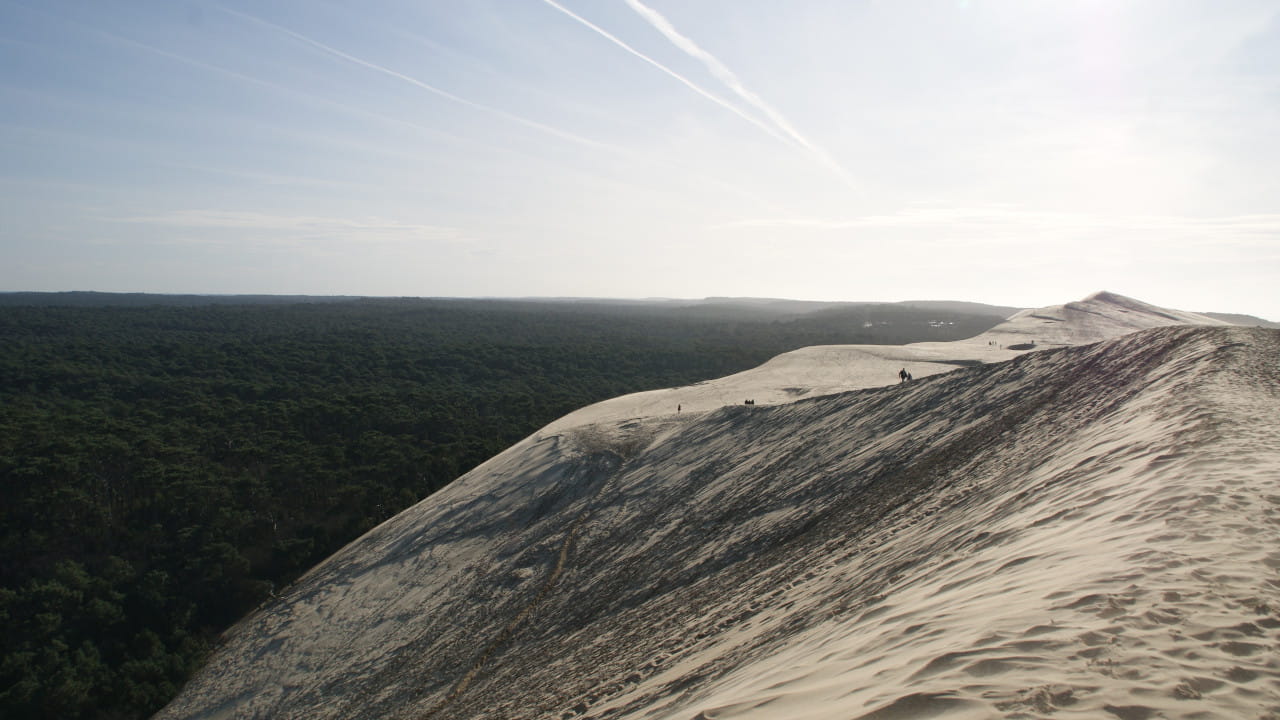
[154,293,1279,720]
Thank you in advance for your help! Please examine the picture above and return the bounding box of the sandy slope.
[651,327,1280,720]
[154,295,1277,720]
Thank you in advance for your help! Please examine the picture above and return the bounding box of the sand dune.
[154,293,1279,720]
[542,290,1230,430]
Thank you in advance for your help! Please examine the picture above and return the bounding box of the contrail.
[218,5,619,152]
[535,0,800,150]
[206,4,792,212]
[622,0,859,192]
[89,25,560,167]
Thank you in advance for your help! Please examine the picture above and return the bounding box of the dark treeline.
[0,297,1002,719]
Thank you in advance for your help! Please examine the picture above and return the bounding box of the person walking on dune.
[899,368,908,383]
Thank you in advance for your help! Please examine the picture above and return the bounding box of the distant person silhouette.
[899,368,908,383]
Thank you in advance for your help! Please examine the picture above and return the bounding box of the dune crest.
[543,290,1231,431]
[154,294,1280,720]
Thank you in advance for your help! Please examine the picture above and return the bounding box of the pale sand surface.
[153,295,1277,720]
[543,290,1229,433]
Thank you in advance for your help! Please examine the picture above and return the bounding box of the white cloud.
[719,206,1280,233]
[110,210,472,246]
[713,207,1280,260]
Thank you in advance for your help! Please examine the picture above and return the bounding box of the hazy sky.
[3,0,1278,317]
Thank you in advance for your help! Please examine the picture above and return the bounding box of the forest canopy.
[0,296,1004,719]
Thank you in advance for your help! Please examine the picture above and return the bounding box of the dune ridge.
[541,291,1232,431]
[154,296,1280,720]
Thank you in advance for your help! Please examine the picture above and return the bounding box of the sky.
[2,0,1278,318]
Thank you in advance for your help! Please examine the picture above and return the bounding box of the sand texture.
[154,294,1280,720]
